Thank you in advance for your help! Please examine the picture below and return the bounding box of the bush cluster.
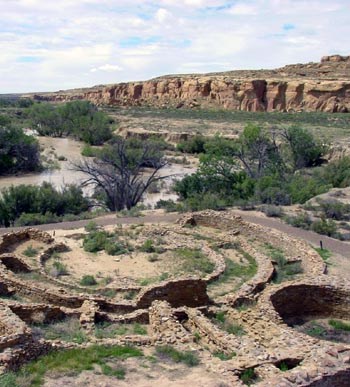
[28,101,113,145]
[0,183,89,227]
[83,229,133,256]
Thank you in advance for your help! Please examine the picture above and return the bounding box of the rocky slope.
[27,55,350,112]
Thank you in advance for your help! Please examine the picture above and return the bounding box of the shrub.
[311,219,338,237]
[80,275,97,286]
[50,261,69,277]
[104,241,129,256]
[177,135,207,154]
[284,213,312,229]
[85,221,98,232]
[140,239,156,253]
[23,245,38,257]
[155,199,179,212]
[239,367,258,385]
[261,205,284,217]
[83,231,109,253]
[318,199,350,221]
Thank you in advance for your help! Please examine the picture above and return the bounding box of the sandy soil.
[43,350,229,387]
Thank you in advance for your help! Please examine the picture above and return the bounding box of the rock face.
[27,55,350,112]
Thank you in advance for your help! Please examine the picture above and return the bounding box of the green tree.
[282,126,327,170]
[0,126,40,174]
[235,124,284,178]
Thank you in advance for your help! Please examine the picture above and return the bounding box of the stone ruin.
[0,212,348,386]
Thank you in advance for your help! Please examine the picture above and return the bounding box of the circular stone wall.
[270,284,350,325]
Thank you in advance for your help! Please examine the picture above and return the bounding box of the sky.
[0,0,349,93]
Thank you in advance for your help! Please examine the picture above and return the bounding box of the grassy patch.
[213,311,246,336]
[23,245,38,257]
[306,322,326,338]
[12,345,143,386]
[32,318,87,344]
[174,248,215,276]
[239,367,259,386]
[95,322,148,339]
[80,275,97,286]
[329,319,350,331]
[0,372,18,387]
[213,351,236,361]
[314,247,332,262]
[214,254,257,285]
[264,244,303,283]
[156,345,199,367]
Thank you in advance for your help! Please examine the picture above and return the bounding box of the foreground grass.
[156,345,200,367]
[0,345,143,386]
[174,248,215,276]
[329,319,350,332]
[314,247,332,262]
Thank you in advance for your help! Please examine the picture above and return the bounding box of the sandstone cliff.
[28,55,350,113]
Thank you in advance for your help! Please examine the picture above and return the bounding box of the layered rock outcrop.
[27,55,350,112]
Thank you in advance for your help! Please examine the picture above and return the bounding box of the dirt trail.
[1,210,349,258]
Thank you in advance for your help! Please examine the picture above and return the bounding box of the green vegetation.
[177,135,206,154]
[2,345,143,386]
[156,345,199,367]
[265,244,303,283]
[83,229,133,255]
[174,126,332,212]
[80,275,97,286]
[306,322,326,338]
[106,106,350,131]
[95,322,148,339]
[23,245,39,257]
[0,372,18,387]
[329,319,350,331]
[0,125,40,175]
[213,311,246,336]
[139,239,165,254]
[32,318,87,344]
[0,182,90,227]
[139,272,169,286]
[49,261,69,277]
[174,248,215,275]
[314,248,332,262]
[240,367,258,385]
[213,249,257,287]
[212,351,236,361]
[28,101,113,145]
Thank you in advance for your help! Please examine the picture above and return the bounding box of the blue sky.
[0,0,349,93]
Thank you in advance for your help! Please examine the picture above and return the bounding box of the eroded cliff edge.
[27,55,350,112]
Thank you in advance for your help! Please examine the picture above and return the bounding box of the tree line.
[173,125,350,210]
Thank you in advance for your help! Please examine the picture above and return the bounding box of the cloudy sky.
[1,0,349,93]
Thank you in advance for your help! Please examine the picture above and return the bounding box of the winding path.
[0,210,349,258]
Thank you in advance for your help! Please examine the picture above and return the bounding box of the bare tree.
[73,138,168,211]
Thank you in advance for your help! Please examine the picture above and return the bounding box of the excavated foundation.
[0,211,348,386]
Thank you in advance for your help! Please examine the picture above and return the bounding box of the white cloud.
[227,4,257,15]
[0,0,349,92]
[90,64,123,72]
[155,8,172,23]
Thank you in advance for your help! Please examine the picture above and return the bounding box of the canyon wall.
[29,55,350,112]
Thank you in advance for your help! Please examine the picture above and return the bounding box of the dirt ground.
[43,349,229,387]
